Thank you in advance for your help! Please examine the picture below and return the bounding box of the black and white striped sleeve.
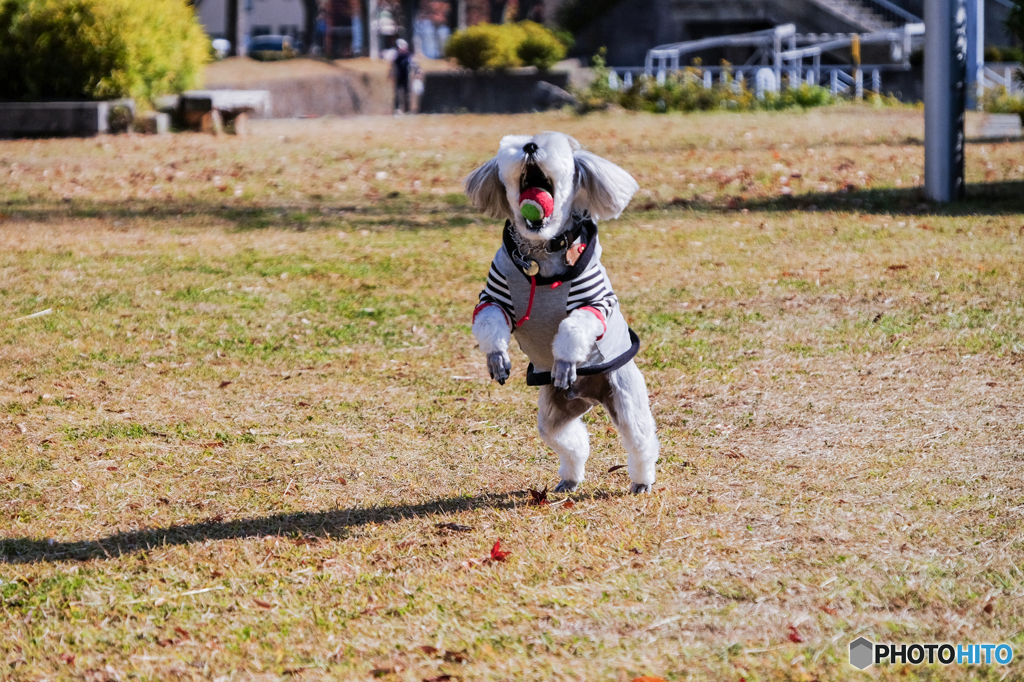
[474,261,515,328]
[566,263,617,320]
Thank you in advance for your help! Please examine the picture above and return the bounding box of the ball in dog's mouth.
[520,162,554,231]
[519,187,553,228]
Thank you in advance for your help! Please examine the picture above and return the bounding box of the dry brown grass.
[1,107,1023,681]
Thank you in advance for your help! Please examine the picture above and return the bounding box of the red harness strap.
[516,276,537,327]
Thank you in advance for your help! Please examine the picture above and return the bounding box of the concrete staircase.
[666,0,900,38]
[814,0,893,32]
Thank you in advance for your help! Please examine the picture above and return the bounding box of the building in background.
[196,0,308,51]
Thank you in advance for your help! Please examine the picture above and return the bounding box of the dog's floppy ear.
[464,158,512,219]
[573,151,639,220]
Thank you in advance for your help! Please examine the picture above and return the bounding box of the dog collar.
[502,215,597,285]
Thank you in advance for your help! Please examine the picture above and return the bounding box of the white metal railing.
[608,64,885,100]
[977,66,1022,97]
[642,23,922,96]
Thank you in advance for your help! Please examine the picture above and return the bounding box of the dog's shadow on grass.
[0,489,624,565]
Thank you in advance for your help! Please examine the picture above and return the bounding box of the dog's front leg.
[472,305,512,384]
[552,309,605,391]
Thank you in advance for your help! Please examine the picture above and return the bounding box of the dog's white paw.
[554,479,579,493]
[630,483,652,495]
[487,351,511,385]
[553,360,577,390]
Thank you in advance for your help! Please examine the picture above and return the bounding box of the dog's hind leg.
[537,385,595,492]
[603,362,659,494]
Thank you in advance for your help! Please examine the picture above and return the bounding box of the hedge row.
[444,21,567,71]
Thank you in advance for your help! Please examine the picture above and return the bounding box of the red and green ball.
[519,187,553,223]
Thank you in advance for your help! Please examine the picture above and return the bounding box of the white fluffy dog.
[465,132,659,494]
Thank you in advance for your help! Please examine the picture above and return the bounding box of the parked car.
[248,34,296,61]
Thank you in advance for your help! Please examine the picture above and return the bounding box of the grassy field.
[1,107,1023,681]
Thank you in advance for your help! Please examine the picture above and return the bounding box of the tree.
[1008,1,1024,85]
[1008,1,1024,48]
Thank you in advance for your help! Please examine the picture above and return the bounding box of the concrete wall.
[0,101,124,139]
[204,68,392,118]
[570,0,676,67]
[420,71,571,114]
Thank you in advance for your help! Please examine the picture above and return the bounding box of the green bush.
[445,21,565,71]
[981,85,1024,123]
[0,0,209,105]
[984,45,1024,63]
[516,21,566,71]
[250,46,298,62]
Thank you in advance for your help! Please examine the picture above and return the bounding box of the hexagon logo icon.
[849,637,874,670]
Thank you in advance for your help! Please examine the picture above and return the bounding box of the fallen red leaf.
[632,677,669,682]
[563,499,575,509]
[489,540,510,561]
[416,645,440,656]
[173,626,190,639]
[60,653,75,665]
[787,625,804,643]
[254,598,273,609]
[529,487,549,505]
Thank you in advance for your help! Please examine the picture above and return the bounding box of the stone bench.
[179,90,271,135]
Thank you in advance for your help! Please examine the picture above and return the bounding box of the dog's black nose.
[523,142,538,155]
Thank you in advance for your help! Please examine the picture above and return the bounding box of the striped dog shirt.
[474,218,635,377]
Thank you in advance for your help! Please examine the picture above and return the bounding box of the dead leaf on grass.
[435,522,472,533]
[887,264,908,271]
[60,653,75,665]
[787,625,804,643]
[632,677,669,682]
[371,666,402,677]
[416,645,440,656]
[254,598,274,609]
[423,675,458,682]
[217,381,232,389]
[529,487,549,505]
[608,464,627,473]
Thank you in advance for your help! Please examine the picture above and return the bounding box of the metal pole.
[924,0,968,202]
[369,0,379,59]
[965,0,984,108]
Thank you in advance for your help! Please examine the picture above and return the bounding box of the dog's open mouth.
[520,163,554,231]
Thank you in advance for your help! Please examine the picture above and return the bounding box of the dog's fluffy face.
[464,132,639,243]
[494,132,578,240]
